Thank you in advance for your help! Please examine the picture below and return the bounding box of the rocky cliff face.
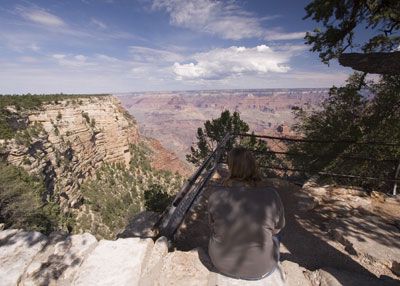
[118,89,328,163]
[1,96,140,210]
[0,95,193,239]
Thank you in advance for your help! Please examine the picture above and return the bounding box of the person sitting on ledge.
[207,147,285,282]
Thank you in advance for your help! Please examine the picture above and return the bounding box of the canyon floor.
[117,89,328,163]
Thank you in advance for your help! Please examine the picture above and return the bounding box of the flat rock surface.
[20,232,98,286]
[72,237,153,286]
[0,230,47,286]
[155,249,210,286]
[281,260,311,286]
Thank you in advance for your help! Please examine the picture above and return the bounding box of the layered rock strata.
[0,96,188,212]
[1,96,139,209]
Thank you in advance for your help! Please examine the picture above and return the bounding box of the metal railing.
[154,133,230,238]
[235,133,400,194]
[154,132,400,239]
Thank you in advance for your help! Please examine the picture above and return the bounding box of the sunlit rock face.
[2,96,140,210]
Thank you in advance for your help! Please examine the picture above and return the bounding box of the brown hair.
[224,147,261,186]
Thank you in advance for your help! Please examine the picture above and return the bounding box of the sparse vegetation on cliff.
[81,112,90,124]
[0,161,70,234]
[0,94,109,140]
[79,142,184,239]
[0,93,185,240]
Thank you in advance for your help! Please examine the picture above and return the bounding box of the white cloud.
[95,54,120,62]
[152,0,304,41]
[30,43,40,51]
[265,31,306,41]
[129,46,183,63]
[172,45,302,80]
[16,6,65,27]
[91,18,107,29]
[0,48,350,94]
[52,54,94,68]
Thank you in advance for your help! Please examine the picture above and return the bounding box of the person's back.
[207,147,285,281]
[208,183,285,279]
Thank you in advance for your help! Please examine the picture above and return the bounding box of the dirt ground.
[174,168,400,285]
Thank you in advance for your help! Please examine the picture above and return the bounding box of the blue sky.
[0,0,353,94]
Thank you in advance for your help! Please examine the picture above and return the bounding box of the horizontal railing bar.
[236,133,400,147]
[251,150,398,163]
[258,165,400,182]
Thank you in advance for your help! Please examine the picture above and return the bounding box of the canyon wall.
[118,89,329,162]
[0,95,188,214]
[1,96,139,210]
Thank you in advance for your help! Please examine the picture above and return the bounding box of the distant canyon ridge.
[117,89,329,164]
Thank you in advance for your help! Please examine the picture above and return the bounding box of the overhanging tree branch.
[338,51,400,74]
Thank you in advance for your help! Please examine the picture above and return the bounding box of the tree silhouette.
[304,0,400,74]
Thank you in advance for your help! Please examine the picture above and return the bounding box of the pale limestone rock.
[297,193,319,212]
[309,268,395,286]
[72,237,153,286]
[154,247,286,286]
[140,236,169,286]
[208,264,286,286]
[329,215,400,265]
[154,249,211,286]
[20,233,98,286]
[0,228,19,240]
[56,233,98,284]
[281,260,311,286]
[0,230,47,286]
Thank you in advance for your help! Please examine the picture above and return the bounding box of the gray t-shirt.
[207,184,285,279]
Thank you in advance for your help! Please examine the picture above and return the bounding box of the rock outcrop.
[2,229,397,286]
[299,182,400,281]
[0,96,189,212]
[1,96,140,210]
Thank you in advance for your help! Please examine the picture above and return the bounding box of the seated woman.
[207,147,285,281]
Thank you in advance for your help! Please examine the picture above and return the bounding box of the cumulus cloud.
[152,0,304,40]
[16,6,65,27]
[172,45,302,80]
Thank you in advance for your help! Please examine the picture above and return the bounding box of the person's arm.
[207,193,216,226]
[273,191,285,235]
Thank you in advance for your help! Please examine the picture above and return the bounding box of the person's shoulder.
[253,183,281,198]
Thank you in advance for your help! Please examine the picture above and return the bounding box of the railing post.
[393,160,400,196]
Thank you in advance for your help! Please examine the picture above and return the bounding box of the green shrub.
[54,126,60,136]
[0,162,63,234]
[80,142,184,238]
[0,94,108,140]
[82,112,90,123]
[144,184,173,213]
